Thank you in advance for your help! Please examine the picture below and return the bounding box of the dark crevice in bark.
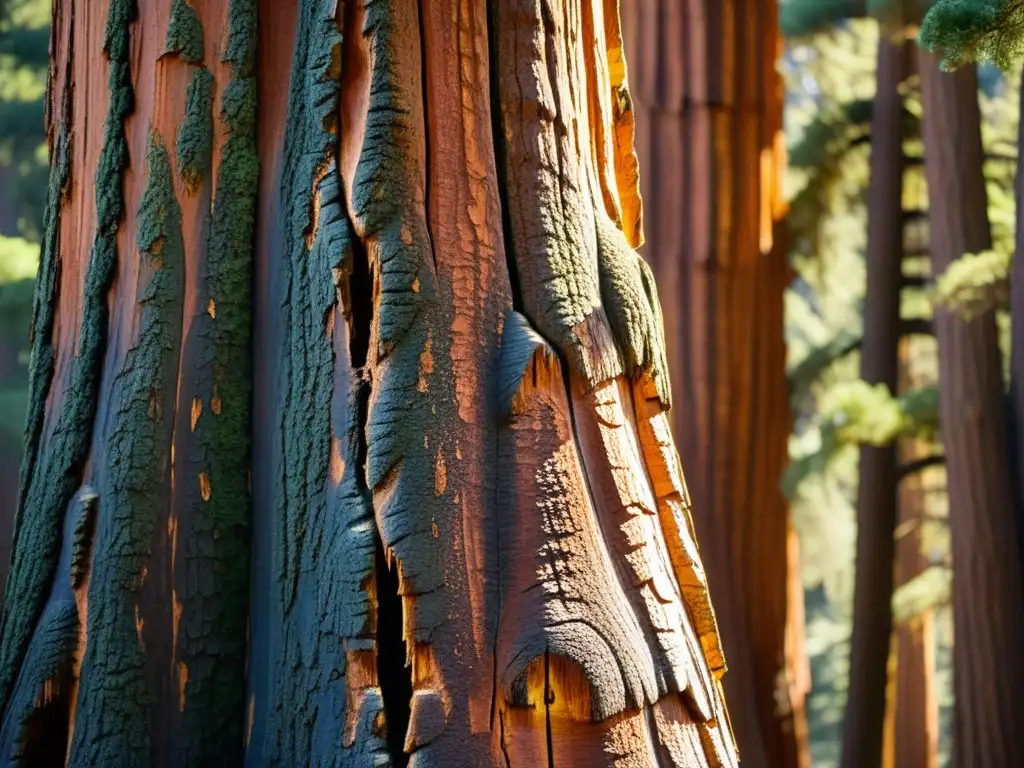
[347,235,373,371]
[16,670,72,766]
[498,709,512,768]
[485,0,524,313]
[415,0,437,276]
[375,535,411,768]
[354,374,372,496]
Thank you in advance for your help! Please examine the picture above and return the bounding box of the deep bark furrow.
[0,488,92,763]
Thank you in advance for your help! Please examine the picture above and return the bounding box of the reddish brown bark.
[889,340,939,768]
[620,2,808,766]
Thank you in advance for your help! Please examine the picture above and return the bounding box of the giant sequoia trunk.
[0,1,738,766]
[918,49,1024,768]
[839,33,906,768]
[620,3,809,767]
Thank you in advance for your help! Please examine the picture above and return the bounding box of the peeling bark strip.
[6,0,738,765]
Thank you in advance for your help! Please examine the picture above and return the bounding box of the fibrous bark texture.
[620,3,809,767]
[839,34,906,768]
[918,48,1024,768]
[889,341,939,768]
[0,1,737,766]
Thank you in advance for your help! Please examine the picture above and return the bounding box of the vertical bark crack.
[486,0,524,312]
[416,0,438,276]
[375,536,412,768]
[346,236,374,371]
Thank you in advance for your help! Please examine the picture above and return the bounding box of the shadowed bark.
[0,1,737,765]
[918,48,1024,768]
[0,444,13,613]
[620,2,809,766]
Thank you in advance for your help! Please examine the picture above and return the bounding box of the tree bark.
[620,3,809,766]
[918,48,1024,768]
[889,339,939,768]
[0,1,737,766]
[839,34,906,768]
[1009,67,1024,565]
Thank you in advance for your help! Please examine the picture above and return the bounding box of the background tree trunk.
[839,33,906,768]
[1009,67,1024,560]
[890,339,940,768]
[620,3,810,766]
[0,1,738,765]
[918,48,1024,768]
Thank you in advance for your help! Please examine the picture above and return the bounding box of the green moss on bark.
[0,487,94,764]
[164,0,204,63]
[596,219,672,407]
[176,67,213,191]
[169,0,257,759]
[68,134,185,766]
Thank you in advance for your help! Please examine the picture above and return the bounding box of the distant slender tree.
[839,30,907,768]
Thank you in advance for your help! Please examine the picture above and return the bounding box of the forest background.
[1,0,1019,765]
